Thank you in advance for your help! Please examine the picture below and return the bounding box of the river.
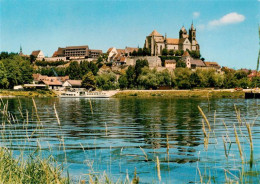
[0,97,259,183]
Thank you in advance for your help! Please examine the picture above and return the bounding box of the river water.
[0,97,259,183]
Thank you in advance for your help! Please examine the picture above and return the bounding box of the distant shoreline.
[113,89,245,98]
[0,89,247,98]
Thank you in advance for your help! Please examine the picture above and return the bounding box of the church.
[144,23,200,56]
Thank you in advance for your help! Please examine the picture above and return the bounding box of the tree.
[137,67,158,89]
[30,55,36,63]
[175,50,181,56]
[2,56,23,88]
[169,50,174,56]
[142,48,151,56]
[0,61,9,88]
[88,61,99,75]
[82,71,96,90]
[118,74,128,89]
[190,72,201,88]
[132,50,137,56]
[79,61,90,78]
[234,70,248,80]
[176,60,186,68]
[135,59,149,85]
[126,66,135,88]
[96,72,118,90]
[137,48,143,56]
[66,61,81,79]
[19,59,33,84]
[162,48,168,56]
[174,68,192,89]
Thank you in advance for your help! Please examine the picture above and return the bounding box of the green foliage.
[0,55,33,88]
[30,55,36,63]
[137,48,143,56]
[142,48,151,56]
[169,50,174,56]
[0,52,18,60]
[126,66,135,88]
[174,68,192,89]
[65,61,99,80]
[118,74,128,89]
[66,61,81,79]
[82,71,96,90]
[176,60,186,68]
[162,48,168,56]
[137,67,158,89]
[134,59,149,84]
[35,60,68,67]
[96,72,118,90]
[188,50,201,59]
[0,148,68,184]
[0,61,9,88]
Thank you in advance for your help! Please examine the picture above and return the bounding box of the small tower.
[189,22,196,44]
[19,45,23,56]
[179,26,188,39]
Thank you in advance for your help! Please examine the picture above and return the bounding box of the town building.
[31,50,45,60]
[52,45,102,60]
[107,47,138,64]
[144,23,200,56]
[62,80,82,89]
[165,60,176,70]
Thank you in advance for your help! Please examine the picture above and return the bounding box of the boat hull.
[245,92,260,99]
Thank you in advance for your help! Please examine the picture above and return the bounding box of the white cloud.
[193,12,200,19]
[197,24,205,31]
[209,12,245,27]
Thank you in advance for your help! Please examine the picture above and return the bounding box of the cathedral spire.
[19,45,23,56]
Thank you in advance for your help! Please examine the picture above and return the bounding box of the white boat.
[59,89,110,98]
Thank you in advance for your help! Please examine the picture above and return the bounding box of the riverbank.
[0,90,56,98]
[113,89,245,98]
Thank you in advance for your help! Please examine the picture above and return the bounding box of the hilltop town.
[0,24,259,93]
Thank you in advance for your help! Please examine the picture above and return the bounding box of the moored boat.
[245,91,260,99]
[59,89,110,98]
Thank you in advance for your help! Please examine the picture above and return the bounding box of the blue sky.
[0,0,259,69]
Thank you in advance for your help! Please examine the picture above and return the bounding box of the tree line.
[0,54,33,89]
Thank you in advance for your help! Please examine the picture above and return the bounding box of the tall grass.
[198,105,260,184]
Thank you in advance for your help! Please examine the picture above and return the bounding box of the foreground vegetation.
[0,148,68,184]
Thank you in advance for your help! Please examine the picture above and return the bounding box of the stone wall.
[125,56,162,67]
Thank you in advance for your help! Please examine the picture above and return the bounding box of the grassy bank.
[0,89,56,97]
[0,148,68,184]
[113,90,245,98]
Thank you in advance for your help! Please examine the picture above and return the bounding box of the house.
[33,74,69,83]
[62,80,82,88]
[125,47,139,56]
[31,50,45,60]
[165,59,176,70]
[204,62,221,70]
[190,59,206,69]
[41,79,63,90]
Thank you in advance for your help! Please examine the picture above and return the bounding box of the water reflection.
[0,97,259,183]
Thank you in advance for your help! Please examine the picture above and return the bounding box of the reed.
[198,106,211,131]
[156,156,161,182]
[246,123,253,168]
[234,124,244,163]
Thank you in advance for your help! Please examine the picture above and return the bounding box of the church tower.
[189,23,196,44]
[19,45,23,56]
[189,23,198,51]
[179,26,188,39]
